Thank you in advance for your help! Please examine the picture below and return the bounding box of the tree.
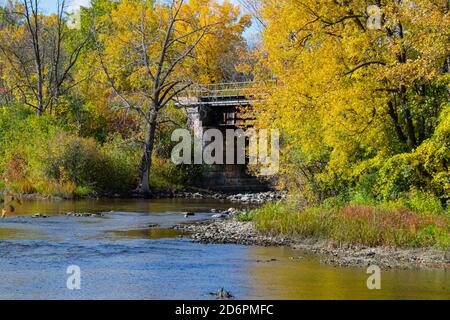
[93,0,249,194]
[183,0,252,83]
[252,0,449,200]
[238,0,266,29]
[0,0,89,114]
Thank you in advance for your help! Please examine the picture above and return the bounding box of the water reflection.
[0,227,49,240]
[110,228,186,240]
[11,198,237,217]
[247,246,450,300]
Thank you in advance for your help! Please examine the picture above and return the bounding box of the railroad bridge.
[175,81,273,193]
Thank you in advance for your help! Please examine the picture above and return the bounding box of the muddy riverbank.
[178,219,450,270]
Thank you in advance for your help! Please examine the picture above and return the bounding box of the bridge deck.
[175,81,274,107]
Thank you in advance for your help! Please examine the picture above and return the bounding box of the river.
[0,198,448,299]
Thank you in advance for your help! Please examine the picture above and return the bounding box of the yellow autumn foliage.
[252,0,449,201]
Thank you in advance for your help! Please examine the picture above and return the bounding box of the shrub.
[0,107,139,196]
[402,190,444,216]
[45,133,139,194]
[149,157,205,189]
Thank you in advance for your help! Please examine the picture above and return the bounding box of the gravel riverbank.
[178,219,450,270]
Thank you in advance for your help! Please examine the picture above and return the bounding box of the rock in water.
[184,212,195,218]
[32,213,48,218]
[66,212,102,218]
[209,288,234,299]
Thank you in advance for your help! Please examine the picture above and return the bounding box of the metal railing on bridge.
[174,80,277,107]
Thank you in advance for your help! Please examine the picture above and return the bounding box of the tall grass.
[250,193,449,249]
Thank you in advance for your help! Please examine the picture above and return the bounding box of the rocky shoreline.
[16,190,286,203]
[178,218,450,270]
[150,190,286,203]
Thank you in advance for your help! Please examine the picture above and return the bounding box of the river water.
[0,199,448,300]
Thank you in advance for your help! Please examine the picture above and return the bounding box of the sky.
[40,0,90,12]
[7,0,259,42]
[40,0,242,12]
[0,0,90,12]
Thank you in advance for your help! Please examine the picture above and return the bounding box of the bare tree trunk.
[23,0,44,114]
[138,111,158,195]
[0,0,88,114]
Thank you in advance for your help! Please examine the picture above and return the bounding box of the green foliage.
[354,105,450,202]
[400,191,445,216]
[0,102,204,196]
[0,106,139,196]
[149,105,206,189]
[45,133,139,194]
[235,210,254,222]
[149,157,205,190]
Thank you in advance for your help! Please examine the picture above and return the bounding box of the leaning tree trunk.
[138,111,158,195]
